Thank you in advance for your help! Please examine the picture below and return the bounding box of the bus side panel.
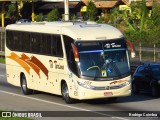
[38,57,68,96]
[6,58,27,87]
[5,51,38,90]
[26,67,38,91]
[59,73,71,95]
[6,63,19,86]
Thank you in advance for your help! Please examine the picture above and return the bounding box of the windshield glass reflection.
[76,38,130,79]
[79,49,129,78]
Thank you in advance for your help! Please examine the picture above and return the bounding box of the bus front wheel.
[20,74,33,95]
[61,82,74,104]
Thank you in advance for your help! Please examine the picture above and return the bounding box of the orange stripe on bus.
[7,52,30,74]
[19,54,40,77]
[28,56,49,78]
[7,52,49,78]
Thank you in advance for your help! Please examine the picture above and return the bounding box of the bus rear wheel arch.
[61,80,75,104]
[20,73,33,95]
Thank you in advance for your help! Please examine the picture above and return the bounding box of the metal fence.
[130,44,160,63]
[0,27,5,57]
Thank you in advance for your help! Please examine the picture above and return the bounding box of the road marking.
[112,117,130,120]
[0,90,129,120]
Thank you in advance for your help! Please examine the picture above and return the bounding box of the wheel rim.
[22,76,27,92]
[62,84,69,98]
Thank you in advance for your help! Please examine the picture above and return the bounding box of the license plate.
[104,92,113,96]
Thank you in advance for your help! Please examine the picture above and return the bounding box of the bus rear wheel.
[61,82,74,104]
[20,74,33,95]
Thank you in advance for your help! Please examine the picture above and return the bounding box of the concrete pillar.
[1,2,5,27]
[64,0,69,21]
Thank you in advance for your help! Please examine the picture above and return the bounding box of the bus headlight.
[126,80,131,85]
[119,80,131,87]
[77,81,95,89]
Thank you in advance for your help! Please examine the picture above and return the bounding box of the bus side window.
[13,31,20,50]
[41,34,51,55]
[22,32,31,52]
[52,35,57,55]
[31,33,41,53]
[46,35,52,55]
[56,35,63,57]
[6,30,13,50]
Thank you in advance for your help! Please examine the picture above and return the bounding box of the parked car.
[76,17,83,22]
[16,19,31,23]
[132,64,160,97]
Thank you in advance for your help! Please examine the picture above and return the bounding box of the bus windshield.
[76,38,130,80]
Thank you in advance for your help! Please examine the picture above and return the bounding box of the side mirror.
[126,40,136,58]
[131,51,135,58]
[71,43,79,62]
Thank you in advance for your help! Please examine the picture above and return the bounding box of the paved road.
[0,63,160,120]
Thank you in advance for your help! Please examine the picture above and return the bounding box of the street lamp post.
[1,2,5,27]
[64,0,69,21]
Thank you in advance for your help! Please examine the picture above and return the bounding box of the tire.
[132,83,139,94]
[151,85,159,97]
[20,74,33,95]
[61,82,74,104]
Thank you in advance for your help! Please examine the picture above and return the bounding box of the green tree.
[36,13,43,22]
[122,1,149,43]
[147,0,160,44]
[6,4,16,18]
[140,0,147,39]
[47,8,59,21]
[97,12,110,24]
[86,1,97,21]
[6,3,19,22]
[97,0,160,45]
[109,8,120,27]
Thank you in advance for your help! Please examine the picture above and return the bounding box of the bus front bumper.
[74,84,131,100]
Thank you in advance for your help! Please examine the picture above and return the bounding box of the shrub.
[47,9,59,21]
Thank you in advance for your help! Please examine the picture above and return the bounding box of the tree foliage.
[124,0,149,43]
[147,0,160,44]
[86,1,97,21]
[36,13,43,22]
[6,4,16,18]
[101,0,160,45]
[6,3,17,22]
[47,9,59,21]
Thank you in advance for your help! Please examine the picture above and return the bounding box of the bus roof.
[6,21,124,41]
